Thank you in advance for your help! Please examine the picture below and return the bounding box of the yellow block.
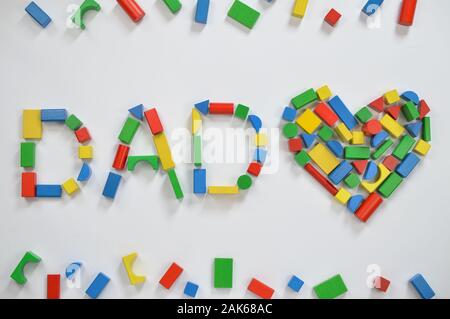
[335,188,351,204]
[380,114,405,138]
[308,143,340,174]
[255,133,268,146]
[153,132,175,171]
[296,109,321,134]
[361,164,390,193]
[122,253,146,285]
[192,108,202,135]
[208,186,239,194]
[23,109,42,139]
[351,131,365,145]
[335,123,353,143]
[316,85,332,101]
[78,146,93,159]
[414,139,431,156]
[292,0,309,18]
[62,178,79,196]
[384,89,400,105]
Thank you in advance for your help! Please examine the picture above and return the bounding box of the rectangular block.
[153,133,175,171]
[314,102,338,126]
[144,108,164,135]
[112,144,129,170]
[344,146,370,160]
[20,142,35,168]
[25,1,52,28]
[208,186,239,194]
[23,109,42,139]
[36,184,62,197]
[292,0,309,18]
[209,102,234,114]
[118,117,140,144]
[313,274,348,299]
[159,262,183,289]
[296,109,321,134]
[328,161,353,185]
[308,144,340,175]
[392,135,415,160]
[402,101,420,121]
[328,96,358,130]
[422,117,431,141]
[304,163,338,196]
[335,123,353,143]
[380,114,404,138]
[22,172,36,197]
[409,274,435,299]
[371,139,393,160]
[214,258,233,288]
[378,172,403,198]
[192,108,202,134]
[47,274,60,299]
[247,278,274,299]
[102,172,122,199]
[193,169,206,194]
[227,0,260,29]
[41,109,67,122]
[396,152,420,178]
[86,273,110,299]
[75,127,91,143]
[163,0,182,14]
[168,169,184,199]
[291,88,317,109]
[193,135,202,166]
[195,0,210,24]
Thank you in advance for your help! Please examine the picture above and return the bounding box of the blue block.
[248,115,262,133]
[405,122,422,138]
[282,106,297,122]
[36,184,62,197]
[328,161,353,185]
[371,131,389,148]
[287,275,304,292]
[409,274,435,299]
[193,169,206,194]
[364,161,378,180]
[65,262,82,280]
[184,281,199,298]
[25,1,52,28]
[86,272,110,299]
[347,195,364,213]
[195,0,210,24]
[401,91,420,105]
[195,100,209,115]
[326,140,344,158]
[128,104,144,120]
[254,148,267,164]
[102,172,122,199]
[328,96,358,130]
[301,134,316,148]
[362,0,384,16]
[41,109,67,122]
[77,163,92,182]
[396,153,420,178]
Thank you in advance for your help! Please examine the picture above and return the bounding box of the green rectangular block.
[234,104,250,120]
[214,258,233,288]
[227,0,260,29]
[378,172,403,198]
[344,173,360,189]
[168,169,183,199]
[313,274,348,299]
[193,135,202,167]
[162,0,182,14]
[20,142,36,168]
[355,106,372,123]
[291,88,318,110]
[371,139,393,160]
[422,117,431,141]
[392,135,415,160]
[318,126,333,142]
[402,101,420,122]
[65,114,82,130]
[344,146,370,160]
[118,117,140,144]
[295,150,311,167]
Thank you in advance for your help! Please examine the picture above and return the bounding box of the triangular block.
[418,100,430,119]
[301,134,316,148]
[405,121,422,138]
[369,97,384,112]
[352,160,368,175]
[128,104,144,120]
[195,100,209,115]
[385,105,401,120]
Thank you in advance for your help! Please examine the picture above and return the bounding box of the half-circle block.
[10,251,41,285]
[127,155,159,171]
[65,262,82,279]
[77,163,92,181]
[72,0,101,30]
[122,253,146,285]
[361,164,390,193]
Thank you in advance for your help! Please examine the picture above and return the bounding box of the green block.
[318,126,334,142]
[313,274,348,299]
[344,146,370,160]
[371,139,393,160]
[392,135,415,160]
[295,150,310,167]
[291,88,318,110]
[344,173,360,189]
[402,101,420,122]
[20,142,35,168]
[355,106,373,123]
[234,104,250,120]
[237,174,252,190]
[227,0,260,29]
[127,155,159,171]
[118,117,140,144]
[214,258,233,288]
[378,172,403,198]
[162,0,182,14]
[168,169,183,199]
[422,117,431,141]
[10,251,41,285]
[65,114,82,130]
[283,123,299,138]
[193,135,202,167]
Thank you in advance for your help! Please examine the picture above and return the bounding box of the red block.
[247,162,262,177]
[209,103,234,115]
[369,97,384,112]
[386,105,401,120]
[399,0,417,26]
[117,0,145,22]
[159,262,183,289]
[47,274,61,299]
[112,144,130,170]
[144,108,164,135]
[352,160,368,175]
[288,137,303,153]
[247,278,274,299]
[355,193,383,222]
[382,155,400,171]
[22,172,36,197]
[75,127,91,143]
[324,8,342,27]
[314,102,339,126]
[374,276,391,293]
[419,100,430,119]
[362,119,382,136]
[304,163,338,196]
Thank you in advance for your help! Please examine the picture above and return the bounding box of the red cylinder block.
[355,192,383,222]
[399,0,417,26]
[117,0,145,22]
[113,144,130,170]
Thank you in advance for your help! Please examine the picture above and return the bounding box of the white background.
[1,0,449,299]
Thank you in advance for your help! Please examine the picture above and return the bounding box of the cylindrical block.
[117,0,145,22]
[398,0,417,26]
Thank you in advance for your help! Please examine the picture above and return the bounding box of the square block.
[351,131,365,145]
[384,89,400,105]
[75,127,91,143]
[335,188,351,204]
[282,107,297,122]
[414,139,431,156]
[62,178,79,196]
[235,104,250,120]
[296,109,321,134]
[79,146,93,159]
[184,281,199,297]
[324,8,342,26]
[308,144,340,174]
[288,275,304,292]
[316,85,332,101]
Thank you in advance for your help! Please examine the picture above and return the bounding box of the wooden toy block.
[392,135,415,160]
[184,281,199,298]
[326,140,344,158]
[369,97,384,112]
[382,155,400,171]
[344,146,370,160]
[324,9,342,27]
[289,137,303,153]
[335,123,353,143]
[23,110,42,139]
[291,88,317,109]
[247,161,262,176]
[237,174,252,190]
[380,114,404,138]
[128,104,144,120]
[384,89,400,105]
[79,145,93,159]
[234,104,250,120]
[255,133,268,146]
[292,0,309,18]
[159,262,183,289]
[192,108,202,134]
[25,1,52,28]
[316,85,333,101]
[362,119,382,136]
[296,109,321,134]
[418,100,430,119]
[378,172,403,198]
[162,0,182,14]
[168,169,184,199]
[294,150,310,167]
[314,102,338,126]
[282,123,299,138]
[364,161,378,180]
[401,91,420,105]
[195,100,209,115]
[413,139,431,156]
[422,117,431,141]
[214,258,233,288]
[335,188,351,204]
[22,172,36,197]
[374,276,390,292]
[287,275,304,293]
[352,160,368,175]
[254,148,267,163]
[41,109,67,122]
[402,101,420,122]
[318,126,334,142]
[72,0,101,30]
[371,131,389,148]
[301,133,316,148]
[355,192,383,222]
[282,107,297,122]
[362,0,384,16]
[208,186,239,194]
[193,135,202,167]
[361,164,390,193]
[144,108,164,135]
[193,169,206,194]
[102,172,122,199]
[227,0,261,29]
[65,114,83,131]
[344,173,360,189]
[47,274,61,299]
[313,274,347,299]
[308,144,340,174]
[20,142,35,168]
[75,127,91,143]
[117,0,145,22]
[248,115,262,132]
[118,117,140,144]
[153,133,175,170]
[77,162,92,181]
[247,278,274,299]
[127,155,159,171]
[347,194,364,213]
[62,178,80,196]
[36,184,62,197]
[386,105,401,120]
[328,96,358,130]
[396,153,420,178]
[10,251,41,285]
[409,274,435,299]
[399,0,417,26]
[209,103,234,114]
[405,121,422,138]
[355,107,373,123]
[304,163,338,196]
[86,272,110,299]
[195,0,210,24]
[328,161,353,185]
[122,253,146,285]
[351,131,365,145]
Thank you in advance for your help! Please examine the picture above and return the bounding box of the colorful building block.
[254,148,267,163]
[47,274,61,299]
[193,135,202,166]
[378,172,403,198]
[396,152,420,178]
[72,0,101,30]
[313,274,347,299]
[227,0,260,29]
[409,274,435,299]
[20,142,35,168]
[294,150,310,167]
[86,272,110,299]
[360,164,390,193]
[392,135,415,160]
[344,146,370,160]
[159,262,183,289]
[248,115,262,132]
[374,276,390,292]
[214,258,233,288]
[369,97,384,112]
[308,144,340,174]
[192,108,202,135]
[347,194,364,213]
[128,104,144,120]
[324,8,342,27]
[314,102,338,126]
[362,119,382,136]
[234,104,249,120]
[209,103,234,114]
[355,192,383,222]
[364,161,378,180]
[144,108,164,135]
[112,144,129,170]
[380,114,404,138]
[36,184,62,197]
[362,0,384,16]
[352,160,368,175]
[371,131,389,148]
[289,137,303,153]
[162,0,182,14]
[282,123,299,138]
[65,114,83,131]
[386,104,401,120]
[122,252,146,285]
[326,140,344,158]
[405,121,422,138]
[193,169,206,194]
[292,0,309,18]
[195,0,210,24]
[335,123,353,143]
[41,109,67,122]
[117,0,145,22]
[399,0,417,26]
[351,131,365,145]
[287,275,304,293]
[79,145,93,159]
[296,109,321,134]
[316,85,332,101]
[255,133,268,146]
[102,172,122,199]
[25,1,52,28]
[328,161,353,185]
[22,172,36,197]
[304,163,338,196]
[195,100,209,115]
[75,127,91,143]
[168,169,184,199]
[372,139,393,160]
[153,133,175,171]
[282,107,297,122]
[247,278,274,299]
[208,186,239,194]
[291,88,317,109]
[328,96,358,130]
[335,188,351,204]
[10,251,41,285]
[23,110,42,139]
[77,162,92,181]
[382,155,400,171]
[237,174,252,190]
[119,117,140,144]
[184,281,199,298]
[414,139,431,156]
[402,101,420,122]
[62,178,80,196]
[301,133,316,148]
[384,89,400,105]
[401,91,420,105]
[247,161,262,176]
[422,117,431,141]
[127,155,159,171]
[355,107,373,123]
[419,100,430,119]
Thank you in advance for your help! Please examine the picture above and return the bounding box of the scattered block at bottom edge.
[85,272,110,299]
[214,258,233,288]
[159,262,183,289]
[313,274,348,299]
[247,278,274,299]
[409,274,435,299]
